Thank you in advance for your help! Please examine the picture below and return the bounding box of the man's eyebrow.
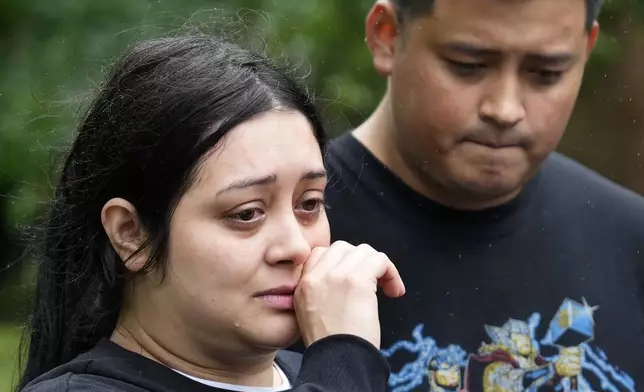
[525,52,575,65]
[442,42,498,56]
[442,41,576,64]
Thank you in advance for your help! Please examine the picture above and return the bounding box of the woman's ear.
[101,198,148,272]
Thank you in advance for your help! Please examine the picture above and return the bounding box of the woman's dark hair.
[17,34,326,389]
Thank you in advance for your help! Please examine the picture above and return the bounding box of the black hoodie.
[21,334,390,392]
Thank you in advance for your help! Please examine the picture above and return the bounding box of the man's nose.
[479,75,526,129]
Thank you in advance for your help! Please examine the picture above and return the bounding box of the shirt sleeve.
[291,334,391,392]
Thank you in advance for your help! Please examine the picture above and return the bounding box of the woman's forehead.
[193,111,323,189]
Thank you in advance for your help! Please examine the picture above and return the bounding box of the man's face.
[374,0,597,204]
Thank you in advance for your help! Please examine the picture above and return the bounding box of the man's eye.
[533,69,564,85]
[448,60,486,76]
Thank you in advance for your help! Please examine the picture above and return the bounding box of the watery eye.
[301,199,321,211]
[236,209,259,221]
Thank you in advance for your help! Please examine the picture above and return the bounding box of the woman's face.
[132,110,330,358]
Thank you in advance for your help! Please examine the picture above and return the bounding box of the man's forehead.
[420,0,587,34]
[406,0,587,51]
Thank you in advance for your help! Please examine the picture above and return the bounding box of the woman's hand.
[294,241,406,349]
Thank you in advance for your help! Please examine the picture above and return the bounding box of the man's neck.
[353,97,521,211]
[111,314,279,388]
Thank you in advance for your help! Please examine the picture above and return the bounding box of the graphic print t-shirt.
[323,133,644,392]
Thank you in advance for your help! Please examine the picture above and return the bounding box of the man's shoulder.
[325,131,361,169]
[542,152,644,216]
[327,131,355,148]
[324,131,387,190]
[544,152,643,201]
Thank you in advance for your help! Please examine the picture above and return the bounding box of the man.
[323,0,644,391]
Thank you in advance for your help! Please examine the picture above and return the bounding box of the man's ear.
[101,198,148,272]
[585,21,600,61]
[365,1,401,76]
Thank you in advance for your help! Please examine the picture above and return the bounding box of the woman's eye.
[300,198,322,212]
[229,208,263,223]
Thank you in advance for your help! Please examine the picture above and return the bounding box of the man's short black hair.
[390,0,604,32]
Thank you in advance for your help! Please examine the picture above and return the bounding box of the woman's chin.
[253,313,300,349]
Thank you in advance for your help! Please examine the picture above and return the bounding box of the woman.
[17,35,405,392]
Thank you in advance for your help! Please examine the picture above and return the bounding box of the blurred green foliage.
[0,324,21,392]
[0,0,639,245]
[1,0,643,391]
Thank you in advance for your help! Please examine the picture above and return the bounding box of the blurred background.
[1,0,644,391]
